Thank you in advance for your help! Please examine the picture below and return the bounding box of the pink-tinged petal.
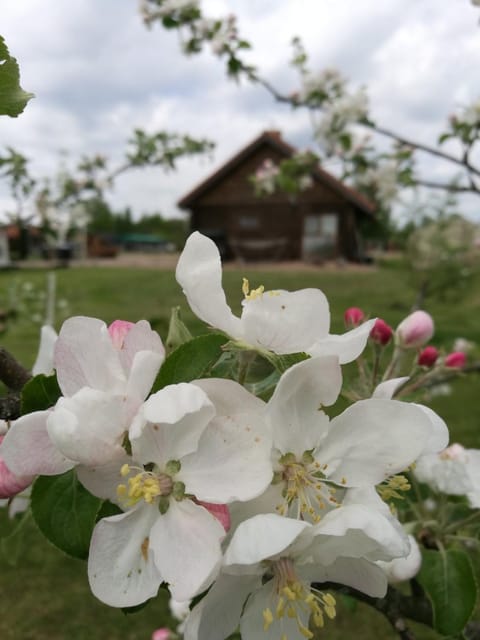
[373,377,409,399]
[196,500,231,531]
[1,411,73,476]
[32,325,58,376]
[130,383,215,467]
[240,581,309,640]
[55,316,125,396]
[224,514,311,569]
[307,319,376,363]
[0,436,34,498]
[310,504,409,564]
[88,505,162,607]
[108,320,135,349]
[176,232,242,338]
[192,378,265,416]
[151,629,173,640]
[117,320,165,375]
[184,573,260,640]
[179,413,272,503]
[300,557,388,598]
[321,399,436,486]
[396,310,434,349]
[47,389,126,467]
[241,288,330,354]
[267,356,341,457]
[149,499,225,601]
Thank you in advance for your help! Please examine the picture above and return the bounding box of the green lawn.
[0,261,478,639]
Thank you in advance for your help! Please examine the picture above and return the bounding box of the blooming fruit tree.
[0,232,479,640]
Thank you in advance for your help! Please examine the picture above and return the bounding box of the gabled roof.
[178,130,375,216]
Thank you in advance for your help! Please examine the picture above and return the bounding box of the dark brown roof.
[178,130,375,216]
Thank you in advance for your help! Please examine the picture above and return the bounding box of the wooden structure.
[178,131,375,262]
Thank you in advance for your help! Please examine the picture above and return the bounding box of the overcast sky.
[0,0,479,223]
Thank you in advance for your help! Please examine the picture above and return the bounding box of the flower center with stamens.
[275,452,339,522]
[262,557,337,639]
[116,461,184,509]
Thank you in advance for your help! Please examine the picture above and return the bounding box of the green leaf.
[0,36,34,117]
[417,549,477,636]
[20,373,61,415]
[31,470,101,560]
[165,306,193,354]
[152,333,227,391]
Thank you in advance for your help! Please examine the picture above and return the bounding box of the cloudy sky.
[0,0,479,223]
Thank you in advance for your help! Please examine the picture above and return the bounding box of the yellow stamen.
[263,608,273,631]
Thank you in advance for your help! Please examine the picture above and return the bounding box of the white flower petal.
[179,413,272,503]
[310,504,409,564]
[32,325,57,376]
[377,535,422,583]
[130,383,215,466]
[184,573,260,640]
[76,453,132,502]
[241,288,330,354]
[88,505,162,607]
[321,399,436,486]
[192,378,265,416]
[54,316,125,396]
[307,319,376,363]
[267,355,341,456]
[150,499,224,601]
[413,404,449,454]
[373,377,410,399]
[300,556,388,598]
[176,232,242,338]
[125,349,164,404]
[47,389,126,466]
[224,513,311,569]
[1,411,73,476]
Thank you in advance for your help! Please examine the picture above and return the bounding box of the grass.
[0,260,478,639]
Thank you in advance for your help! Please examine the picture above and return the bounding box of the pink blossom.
[396,311,434,349]
[418,346,439,368]
[0,436,34,499]
[370,318,393,346]
[344,307,365,328]
[445,351,467,368]
[107,319,135,349]
[151,629,173,640]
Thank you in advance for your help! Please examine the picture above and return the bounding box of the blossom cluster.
[0,231,470,640]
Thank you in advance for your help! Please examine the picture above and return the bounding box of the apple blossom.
[176,232,375,363]
[32,324,58,376]
[184,509,408,640]
[0,435,34,499]
[344,306,365,327]
[1,316,165,481]
[370,318,393,345]
[377,535,422,583]
[396,310,434,349]
[88,380,273,606]
[445,351,467,368]
[418,345,439,367]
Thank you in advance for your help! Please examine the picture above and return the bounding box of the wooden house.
[178,130,375,262]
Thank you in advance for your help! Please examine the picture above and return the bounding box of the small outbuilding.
[178,130,375,262]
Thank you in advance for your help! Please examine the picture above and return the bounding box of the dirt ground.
[19,251,378,272]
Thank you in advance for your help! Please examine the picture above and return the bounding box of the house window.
[238,215,259,229]
[303,213,338,260]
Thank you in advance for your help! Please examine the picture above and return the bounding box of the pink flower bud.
[444,351,467,368]
[417,346,439,368]
[152,629,173,640]
[108,319,135,350]
[370,319,393,346]
[396,311,434,349]
[197,500,231,532]
[344,307,365,328]
[0,436,34,499]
